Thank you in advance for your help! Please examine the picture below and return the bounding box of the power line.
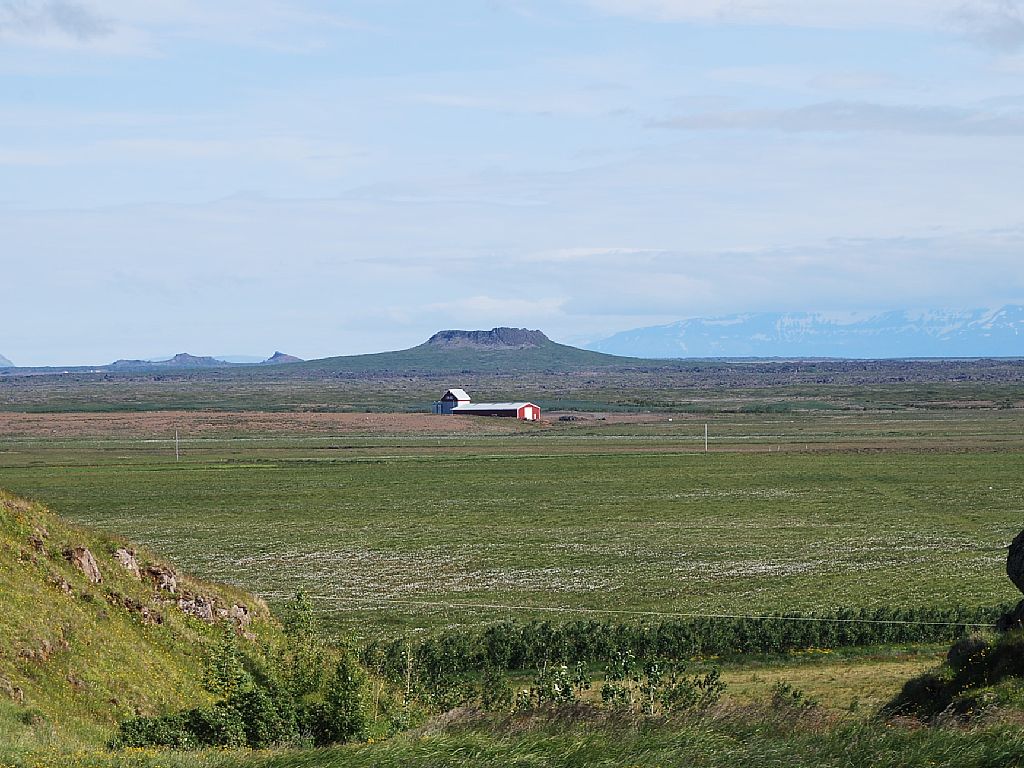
[313,596,995,628]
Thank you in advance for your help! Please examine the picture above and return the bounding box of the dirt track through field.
[0,411,515,438]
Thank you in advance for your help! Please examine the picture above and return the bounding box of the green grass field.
[1,409,1021,639]
[3,405,1024,765]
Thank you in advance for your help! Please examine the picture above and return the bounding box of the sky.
[2,0,1024,365]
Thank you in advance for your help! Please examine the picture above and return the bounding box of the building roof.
[443,388,471,401]
[452,402,538,412]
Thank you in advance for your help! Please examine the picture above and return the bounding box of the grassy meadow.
[0,408,1021,639]
[3,401,1024,766]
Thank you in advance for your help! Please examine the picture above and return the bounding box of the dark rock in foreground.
[997,530,1024,631]
[1008,530,1024,594]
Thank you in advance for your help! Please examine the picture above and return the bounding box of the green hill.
[0,489,274,751]
[295,327,665,374]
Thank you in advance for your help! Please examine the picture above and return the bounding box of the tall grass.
[5,707,1024,768]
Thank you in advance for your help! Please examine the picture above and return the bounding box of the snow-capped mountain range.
[586,306,1024,359]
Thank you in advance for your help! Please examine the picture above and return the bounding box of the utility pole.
[704,423,709,453]
[175,429,180,462]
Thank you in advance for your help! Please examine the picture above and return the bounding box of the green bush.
[770,681,819,712]
[519,662,591,710]
[113,712,197,749]
[600,652,723,715]
[307,651,370,746]
[111,594,374,751]
[480,665,514,712]
[364,606,1005,695]
[231,686,297,748]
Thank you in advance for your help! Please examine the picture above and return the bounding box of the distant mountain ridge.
[111,352,226,369]
[0,353,13,368]
[587,306,1024,359]
[109,351,303,370]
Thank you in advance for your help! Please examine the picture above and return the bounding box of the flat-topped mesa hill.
[297,327,656,374]
[0,489,274,748]
[425,327,551,350]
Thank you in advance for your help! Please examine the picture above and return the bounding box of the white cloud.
[521,247,662,263]
[0,0,362,53]
[580,0,959,29]
[3,191,1023,364]
[581,0,1024,55]
[954,0,1024,51]
[423,295,566,319]
[654,101,1024,135]
[0,0,112,40]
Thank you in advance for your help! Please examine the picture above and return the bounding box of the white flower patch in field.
[837,532,980,553]
[667,488,806,500]
[676,559,826,579]
[446,566,618,594]
[231,544,620,603]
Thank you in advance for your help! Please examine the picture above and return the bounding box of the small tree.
[204,628,250,698]
[309,648,369,745]
[518,661,591,709]
[279,591,326,699]
[480,664,514,711]
[601,650,639,710]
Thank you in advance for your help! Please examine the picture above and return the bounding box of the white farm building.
[431,389,541,421]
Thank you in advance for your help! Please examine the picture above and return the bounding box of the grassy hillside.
[0,490,275,751]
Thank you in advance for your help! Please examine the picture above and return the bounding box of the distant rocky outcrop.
[261,351,303,365]
[0,354,13,368]
[107,351,302,369]
[110,353,229,370]
[425,327,550,350]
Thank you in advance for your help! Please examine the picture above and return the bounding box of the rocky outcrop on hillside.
[146,563,178,593]
[64,546,102,584]
[425,327,550,350]
[114,547,141,578]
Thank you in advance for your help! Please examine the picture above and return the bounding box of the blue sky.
[3,0,1024,365]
